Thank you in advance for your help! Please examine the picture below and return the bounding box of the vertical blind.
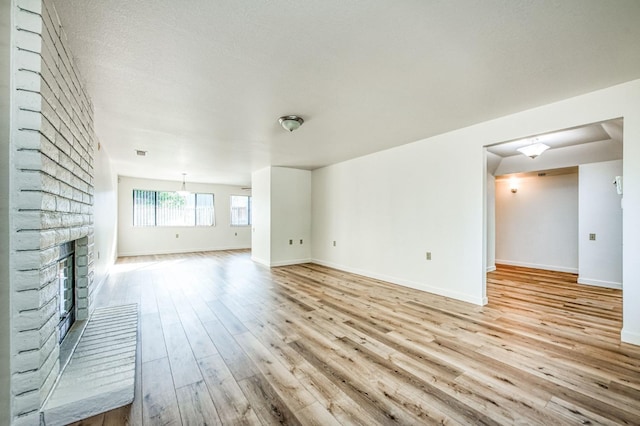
[133,190,215,227]
[230,195,251,226]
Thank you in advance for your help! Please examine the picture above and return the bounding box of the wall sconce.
[509,178,518,193]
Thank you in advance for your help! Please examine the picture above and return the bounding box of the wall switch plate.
[426,251,432,260]
[176,234,179,238]
[589,233,596,241]
[333,241,336,247]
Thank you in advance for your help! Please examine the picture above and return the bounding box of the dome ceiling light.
[278,115,304,132]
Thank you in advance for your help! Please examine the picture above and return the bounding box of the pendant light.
[177,173,189,196]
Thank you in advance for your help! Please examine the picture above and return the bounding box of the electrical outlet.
[426,251,432,260]
[300,239,303,244]
[333,241,336,247]
[289,239,293,245]
[589,233,596,241]
[176,234,179,238]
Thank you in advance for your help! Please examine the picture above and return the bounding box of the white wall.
[495,173,579,273]
[251,167,311,267]
[485,152,501,274]
[312,136,486,305]
[93,143,118,289]
[251,167,271,265]
[578,160,623,288]
[271,167,311,266]
[310,79,640,345]
[118,176,251,256]
[486,173,496,272]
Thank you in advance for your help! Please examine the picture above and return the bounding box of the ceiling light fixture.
[517,138,550,159]
[177,173,190,196]
[279,115,304,132]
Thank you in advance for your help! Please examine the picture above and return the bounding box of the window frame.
[230,194,252,227]
[132,189,216,227]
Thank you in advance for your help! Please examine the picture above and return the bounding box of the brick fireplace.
[9,0,98,424]
[55,238,91,344]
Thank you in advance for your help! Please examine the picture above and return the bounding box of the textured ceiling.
[52,0,640,185]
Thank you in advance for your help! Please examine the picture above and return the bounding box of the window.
[133,190,215,227]
[230,195,251,226]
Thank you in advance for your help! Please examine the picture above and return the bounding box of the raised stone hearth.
[42,304,138,426]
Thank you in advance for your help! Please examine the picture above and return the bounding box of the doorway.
[484,118,623,301]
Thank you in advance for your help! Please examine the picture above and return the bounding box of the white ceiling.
[52,0,640,186]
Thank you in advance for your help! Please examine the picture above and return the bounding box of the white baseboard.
[311,258,485,306]
[118,245,250,257]
[494,259,578,274]
[486,265,496,273]
[270,258,312,267]
[621,328,640,346]
[577,277,622,290]
[250,257,312,267]
[251,256,270,267]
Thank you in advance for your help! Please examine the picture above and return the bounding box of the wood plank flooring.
[68,251,640,425]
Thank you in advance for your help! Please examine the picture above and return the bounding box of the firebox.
[57,241,75,343]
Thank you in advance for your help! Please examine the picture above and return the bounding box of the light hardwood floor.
[69,250,640,425]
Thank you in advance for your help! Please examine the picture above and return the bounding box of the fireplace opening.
[57,241,75,343]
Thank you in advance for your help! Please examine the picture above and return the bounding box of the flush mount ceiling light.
[278,115,304,132]
[177,173,190,196]
[517,138,550,159]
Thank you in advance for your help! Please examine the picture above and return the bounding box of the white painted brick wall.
[10,0,98,421]
[18,0,43,14]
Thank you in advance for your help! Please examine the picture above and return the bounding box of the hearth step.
[42,304,138,426]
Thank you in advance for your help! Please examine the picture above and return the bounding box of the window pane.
[133,190,156,226]
[133,190,214,227]
[157,191,196,226]
[196,193,215,226]
[231,195,251,226]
